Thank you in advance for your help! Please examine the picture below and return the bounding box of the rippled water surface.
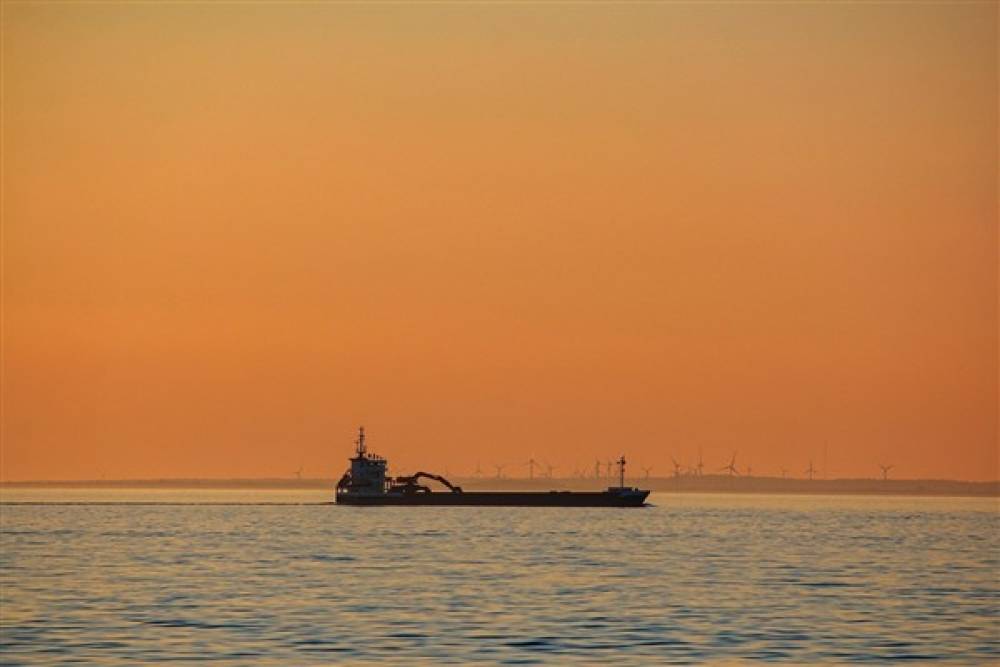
[2,491,998,664]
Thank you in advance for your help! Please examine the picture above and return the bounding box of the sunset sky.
[2,2,997,482]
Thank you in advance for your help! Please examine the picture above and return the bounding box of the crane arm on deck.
[393,471,463,493]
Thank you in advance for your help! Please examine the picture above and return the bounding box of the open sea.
[1,490,998,664]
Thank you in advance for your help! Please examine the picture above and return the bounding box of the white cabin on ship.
[338,426,388,497]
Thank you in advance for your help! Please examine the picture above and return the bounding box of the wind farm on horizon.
[6,449,997,497]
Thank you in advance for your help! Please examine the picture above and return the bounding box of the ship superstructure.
[338,426,389,496]
[335,427,649,507]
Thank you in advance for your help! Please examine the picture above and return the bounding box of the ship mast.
[356,426,366,457]
[617,455,626,488]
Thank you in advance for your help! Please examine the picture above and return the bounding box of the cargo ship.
[335,427,649,507]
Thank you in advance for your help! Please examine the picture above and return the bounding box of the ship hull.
[336,490,649,507]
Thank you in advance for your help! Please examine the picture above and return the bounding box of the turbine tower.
[879,463,894,481]
[670,456,683,478]
[805,461,817,481]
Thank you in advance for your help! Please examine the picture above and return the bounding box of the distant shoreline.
[2,476,998,497]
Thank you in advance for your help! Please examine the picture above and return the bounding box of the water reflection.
[1,492,997,663]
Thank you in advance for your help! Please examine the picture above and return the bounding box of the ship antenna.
[618,455,626,488]
[356,426,366,457]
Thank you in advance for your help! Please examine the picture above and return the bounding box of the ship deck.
[336,490,649,507]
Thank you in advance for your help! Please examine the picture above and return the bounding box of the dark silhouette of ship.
[335,427,649,507]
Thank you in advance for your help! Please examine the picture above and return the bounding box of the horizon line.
[3,475,998,485]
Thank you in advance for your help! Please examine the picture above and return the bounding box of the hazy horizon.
[3,468,997,485]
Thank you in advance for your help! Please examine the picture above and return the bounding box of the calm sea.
[1,491,997,664]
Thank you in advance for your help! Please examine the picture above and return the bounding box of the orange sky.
[2,2,997,482]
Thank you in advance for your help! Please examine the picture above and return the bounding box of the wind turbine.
[878,463,894,481]
[745,463,753,477]
[805,461,817,481]
[720,453,739,476]
[494,464,506,479]
[696,448,705,476]
[526,457,539,480]
[642,465,653,480]
[670,456,683,478]
[474,463,483,478]
[594,460,602,479]
[605,460,614,479]
[544,462,556,479]
[293,464,303,480]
